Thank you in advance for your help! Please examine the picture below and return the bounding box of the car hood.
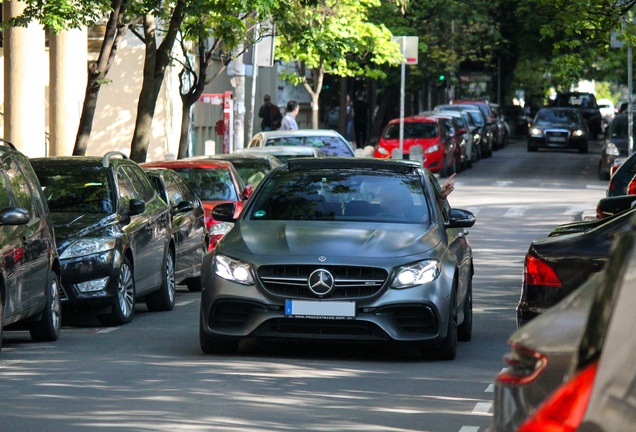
[511,272,599,354]
[220,220,441,259]
[51,212,118,245]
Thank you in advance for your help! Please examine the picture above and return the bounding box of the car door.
[3,154,50,312]
[120,165,170,295]
[165,171,206,279]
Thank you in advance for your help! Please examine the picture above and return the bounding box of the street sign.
[391,36,418,64]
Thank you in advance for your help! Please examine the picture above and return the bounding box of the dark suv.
[553,92,604,137]
[0,142,61,352]
[30,152,174,326]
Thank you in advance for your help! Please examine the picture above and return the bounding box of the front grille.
[378,305,438,334]
[255,318,388,340]
[257,265,388,299]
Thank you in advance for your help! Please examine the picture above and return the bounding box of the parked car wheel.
[199,318,239,354]
[458,278,473,342]
[29,272,61,342]
[527,142,538,152]
[146,249,176,312]
[436,290,458,360]
[99,258,135,326]
[579,140,589,154]
[0,294,4,354]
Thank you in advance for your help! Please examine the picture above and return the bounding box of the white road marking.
[473,401,493,415]
[495,181,513,187]
[96,327,119,333]
[587,184,607,190]
[176,300,194,306]
[458,427,480,432]
[485,384,494,393]
[504,206,528,217]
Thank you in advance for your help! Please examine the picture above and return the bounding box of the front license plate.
[285,299,356,319]
[549,137,566,143]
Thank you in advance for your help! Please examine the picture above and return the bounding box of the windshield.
[266,136,353,156]
[536,109,580,124]
[383,122,439,139]
[34,166,115,214]
[170,167,239,201]
[246,169,431,224]
[231,160,272,187]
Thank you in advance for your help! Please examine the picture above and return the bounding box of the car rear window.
[266,136,353,157]
[170,167,239,201]
[382,122,438,139]
[246,169,431,224]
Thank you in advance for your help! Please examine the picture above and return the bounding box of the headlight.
[605,142,620,156]
[390,260,441,289]
[376,146,390,156]
[214,254,254,285]
[424,144,440,154]
[60,237,116,259]
[529,127,544,137]
[572,129,585,137]
[210,221,234,236]
[473,134,480,143]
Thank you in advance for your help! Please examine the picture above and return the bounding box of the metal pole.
[629,43,633,155]
[247,40,259,141]
[399,36,406,155]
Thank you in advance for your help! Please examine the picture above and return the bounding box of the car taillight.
[524,255,562,287]
[496,342,548,386]
[517,361,598,432]
[627,176,636,195]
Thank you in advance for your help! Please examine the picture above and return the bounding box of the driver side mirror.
[447,208,476,228]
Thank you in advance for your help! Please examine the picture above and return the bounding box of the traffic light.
[439,74,445,81]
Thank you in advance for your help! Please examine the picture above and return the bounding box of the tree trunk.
[177,102,192,159]
[73,0,131,155]
[129,0,186,163]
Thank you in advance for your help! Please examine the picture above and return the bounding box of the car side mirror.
[212,202,237,223]
[447,208,476,228]
[128,198,145,216]
[174,200,194,214]
[0,207,30,226]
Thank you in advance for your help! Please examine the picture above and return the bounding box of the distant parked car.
[144,168,208,292]
[598,113,635,180]
[140,159,253,251]
[435,104,493,158]
[246,129,355,157]
[597,97,615,126]
[607,149,636,197]
[552,91,604,137]
[375,115,459,177]
[0,141,61,352]
[527,107,589,153]
[31,152,174,326]
[186,153,282,187]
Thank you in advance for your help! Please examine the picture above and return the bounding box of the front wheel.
[578,141,589,154]
[98,257,135,326]
[146,249,176,312]
[30,271,61,342]
[458,278,473,342]
[436,290,458,360]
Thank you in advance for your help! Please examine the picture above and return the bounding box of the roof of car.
[187,153,281,163]
[30,153,135,169]
[235,146,326,157]
[286,156,421,173]
[140,159,235,170]
[252,129,345,140]
[387,115,437,124]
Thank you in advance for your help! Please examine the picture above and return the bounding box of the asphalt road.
[0,137,609,432]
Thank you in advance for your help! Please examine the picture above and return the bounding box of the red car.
[141,159,253,250]
[374,115,458,177]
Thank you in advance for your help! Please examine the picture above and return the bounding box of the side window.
[0,171,13,210]
[3,155,36,217]
[171,173,197,203]
[163,172,184,208]
[123,166,155,202]
[116,168,137,211]
[428,173,450,223]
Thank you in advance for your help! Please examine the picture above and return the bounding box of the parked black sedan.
[517,206,636,327]
[527,107,589,153]
[144,168,208,291]
[199,158,476,360]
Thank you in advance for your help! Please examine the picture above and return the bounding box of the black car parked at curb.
[31,152,174,326]
[0,141,61,352]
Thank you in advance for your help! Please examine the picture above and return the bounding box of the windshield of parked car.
[535,109,580,124]
[169,167,239,201]
[466,111,484,126]
[35,166,115,214]
[246,169,432,224]
[265,136,353,157]
[382,122,439,140]
[230,160,272,187]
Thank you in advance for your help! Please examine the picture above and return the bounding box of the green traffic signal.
[439,74,445,81]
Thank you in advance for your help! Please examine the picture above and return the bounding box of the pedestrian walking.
[258,95,282,131]
[353,90,370,148]
[281,100,300,130]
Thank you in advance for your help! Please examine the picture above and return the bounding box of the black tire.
[436,290,458,360]
[199,317,239,354]
[527,142,538,152]
[579,141,589,154]
[29,271,61,342]
[598,162,610,181]
[98,257,135,326]
[458,277,473,342]
[146,249,176,312]
[185,276,202,292]
[0,292,4,354]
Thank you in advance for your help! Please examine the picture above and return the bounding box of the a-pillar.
[49,29,87,156]
[2,0,46,156]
